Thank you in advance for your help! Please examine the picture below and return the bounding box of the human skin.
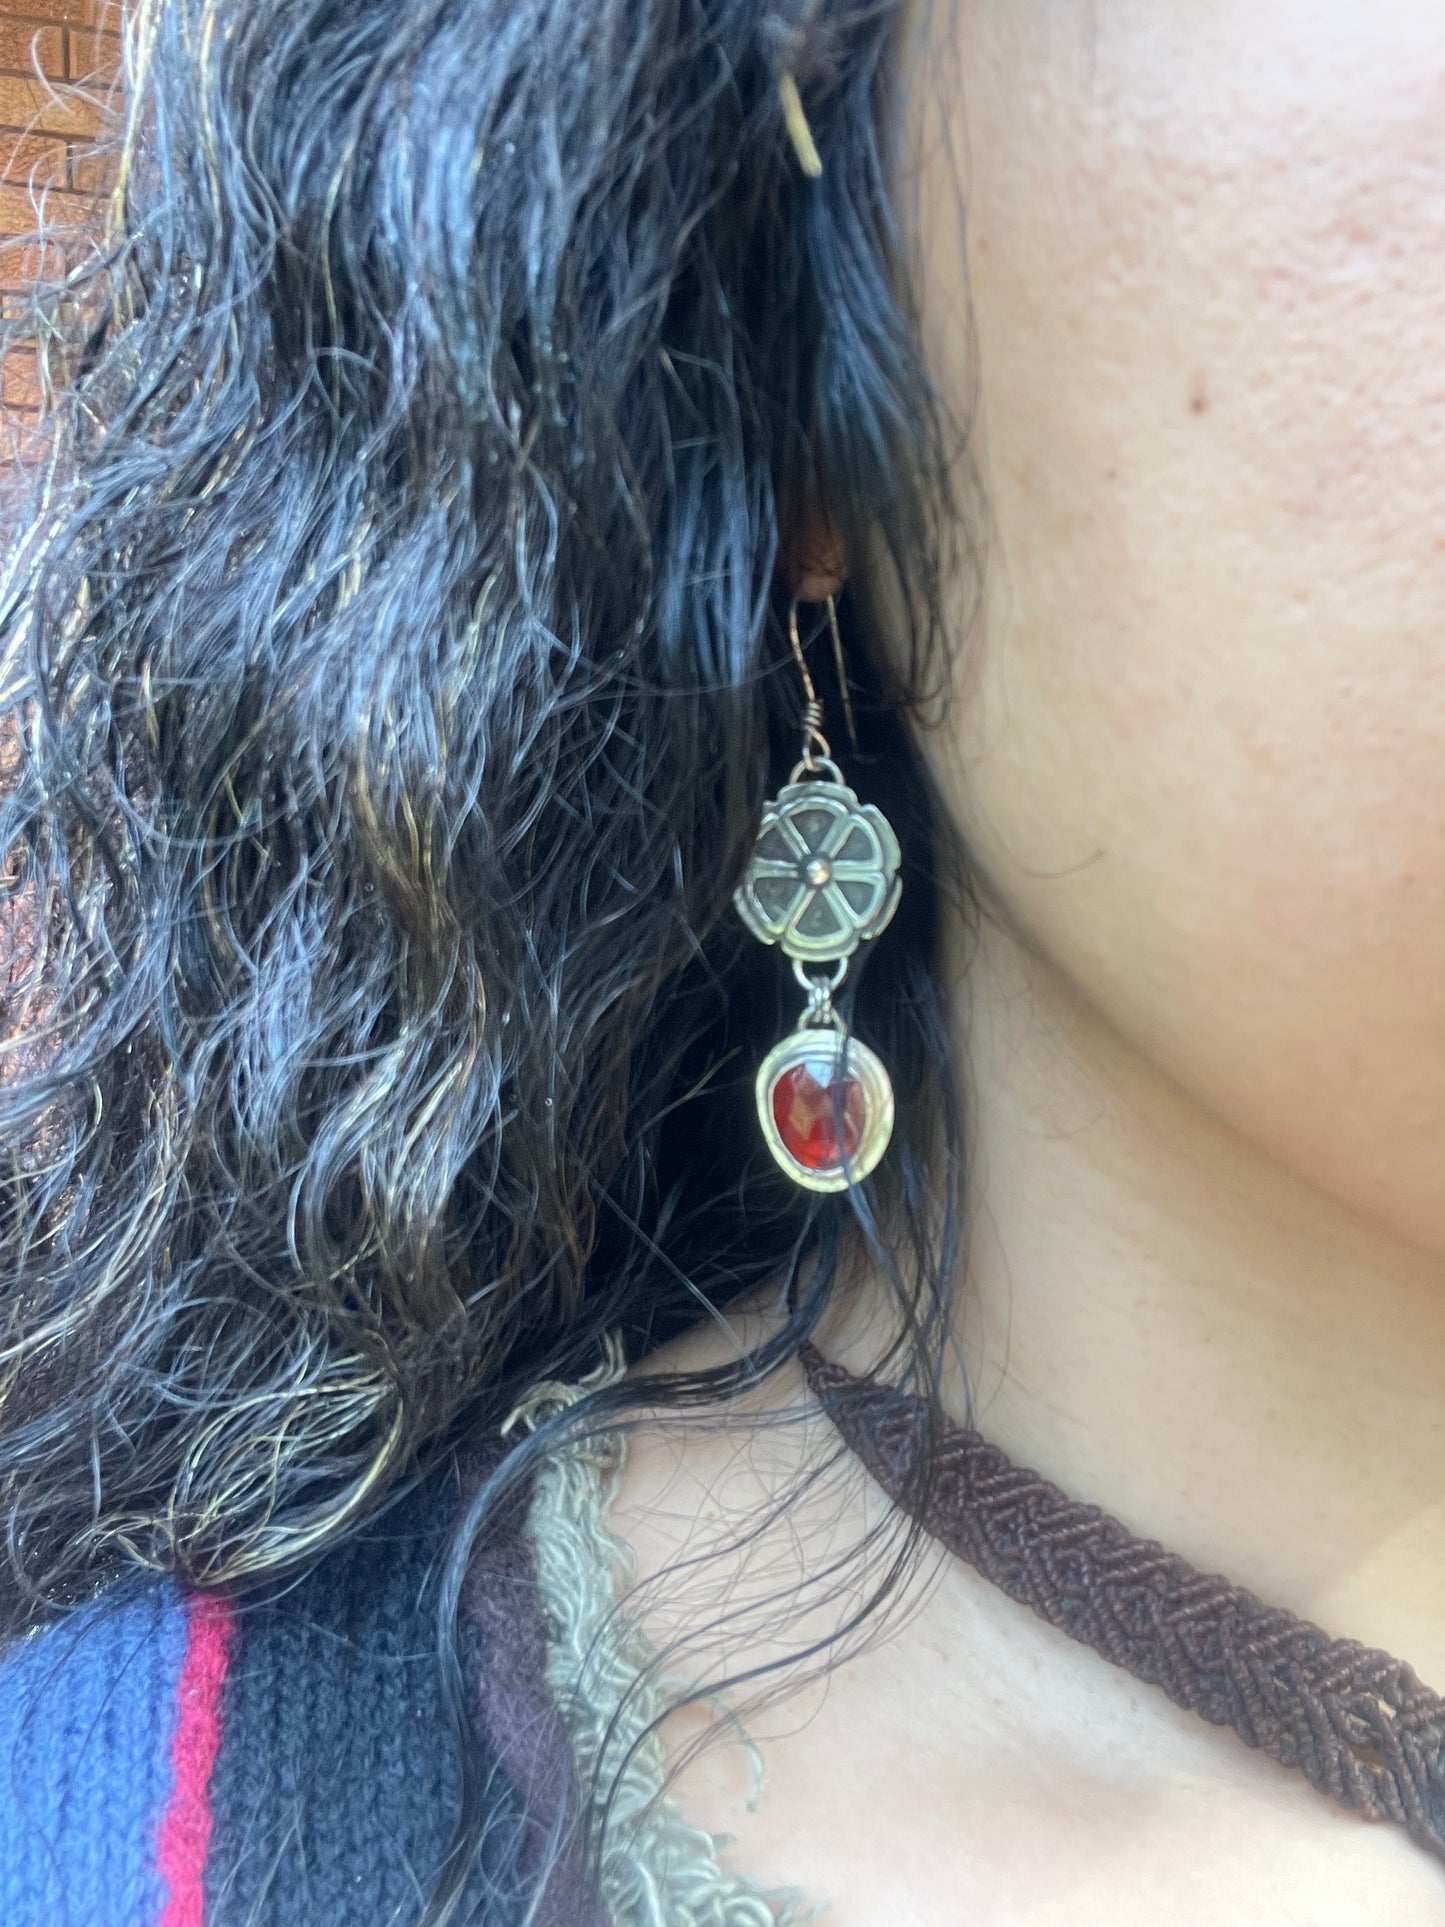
[610,3,1445,1918]
[923,0,1445,1259]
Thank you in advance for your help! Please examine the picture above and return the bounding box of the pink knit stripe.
[155,1592,237,1927]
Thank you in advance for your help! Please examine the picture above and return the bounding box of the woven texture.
[0,1454,565,1927]
[0,1583,189,1927]
[206,1468,524,1927]
[800,1342,1445,1867]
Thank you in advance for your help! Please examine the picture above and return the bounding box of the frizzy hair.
[0,0,973,1907]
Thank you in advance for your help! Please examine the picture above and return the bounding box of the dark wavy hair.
[0,0,976,1913]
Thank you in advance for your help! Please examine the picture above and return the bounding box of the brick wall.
[0,0,119,424]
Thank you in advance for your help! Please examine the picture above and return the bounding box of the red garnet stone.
[771,1058,866,1171]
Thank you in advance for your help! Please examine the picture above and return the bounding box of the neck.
[831,908,1445,1682]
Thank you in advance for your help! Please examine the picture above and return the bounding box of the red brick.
[66,140,110,194]
[0,73,101,137]
[0,417,47,473]
[0,178,36,233]
[0,22,64,77]
[0,126,65,186]
[0,237,44,287]
[0,1,102,24]
[67,26,117,78]
[0,178,87,230]
[0,4,115,437]
[2,344,40,408]
[0,429,46,512]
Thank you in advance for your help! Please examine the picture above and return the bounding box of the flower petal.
[789,887,850,947]
[759,819,809,863]
[827,820,877,864]
[790,804,840,853]
[752,875,802,924]
[835,876,882,919]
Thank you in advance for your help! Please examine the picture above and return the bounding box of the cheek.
[918,0,1445,1247]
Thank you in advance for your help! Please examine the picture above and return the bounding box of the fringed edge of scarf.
[503,1334,829,1927]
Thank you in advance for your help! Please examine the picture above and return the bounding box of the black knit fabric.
[205,1466,527,1927]
[463,1442,606,1927]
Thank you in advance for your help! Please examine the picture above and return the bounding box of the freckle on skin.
[1190,371,1210,415]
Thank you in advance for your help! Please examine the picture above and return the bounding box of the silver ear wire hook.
[825,592,858,752]
[788,594,858,765]
[788,596,832,771]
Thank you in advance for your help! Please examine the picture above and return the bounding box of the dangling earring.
[733,594,901,1191]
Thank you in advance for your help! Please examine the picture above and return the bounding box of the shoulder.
[0,1464,530,1927]
[0,1342,830,1927]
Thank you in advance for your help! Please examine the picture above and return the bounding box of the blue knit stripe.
[0,1582,189,1927]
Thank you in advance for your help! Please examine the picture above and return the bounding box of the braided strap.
[800,1344,1445,1865]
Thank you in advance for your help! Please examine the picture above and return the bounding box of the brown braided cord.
[799,1343,1445,1866]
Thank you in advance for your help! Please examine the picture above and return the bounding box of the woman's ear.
[785,512,848,603]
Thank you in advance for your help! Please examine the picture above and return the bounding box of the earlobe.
[785,514,848,604]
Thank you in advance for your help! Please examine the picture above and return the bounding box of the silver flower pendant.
[733,776,901,963]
